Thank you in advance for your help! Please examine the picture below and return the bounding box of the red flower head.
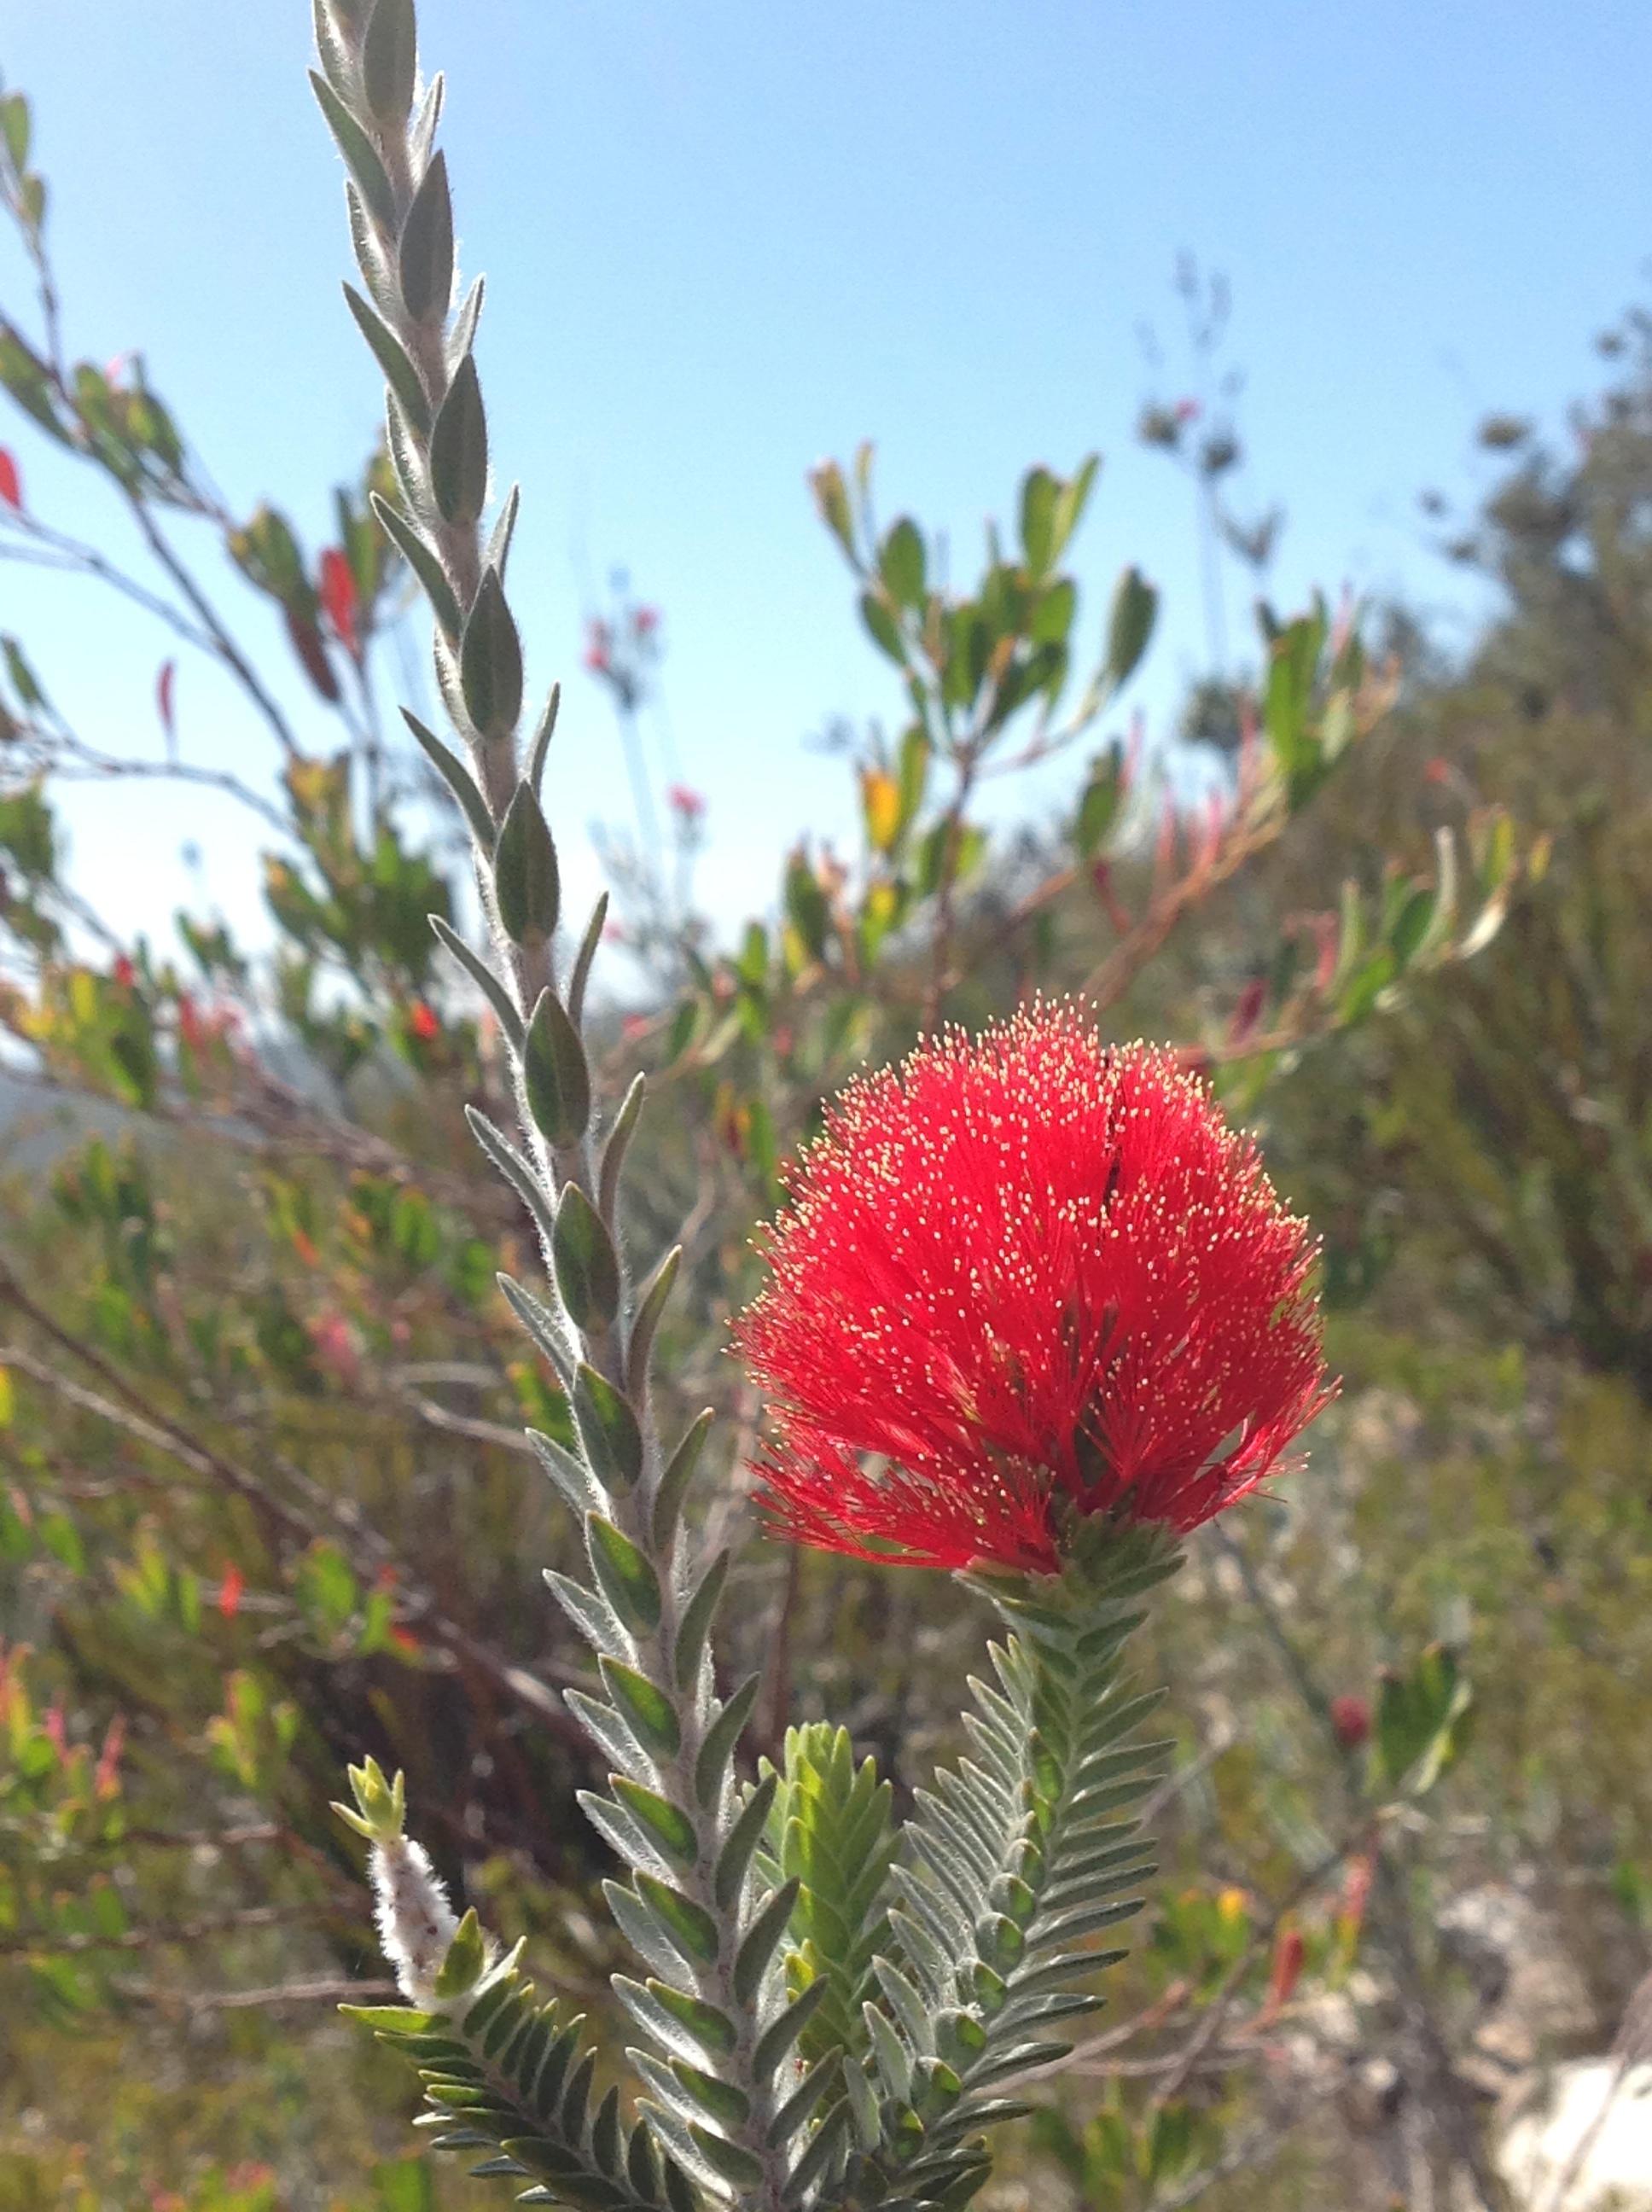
[736,1004,1331,1575]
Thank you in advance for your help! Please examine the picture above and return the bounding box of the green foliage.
[4,15,1651,2212]
[757,1724,896,2064]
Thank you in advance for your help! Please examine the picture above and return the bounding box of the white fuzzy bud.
[369,1831,459,2005]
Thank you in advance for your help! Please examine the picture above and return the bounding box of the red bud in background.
[1260,1924,1306,2023]
[320,547,362,661]
[218,1563,245,1621]
[1330,1694,1371,1749]
[0,449,21,510]
[93,1714,126,1799]
[1228,977,1267,1051]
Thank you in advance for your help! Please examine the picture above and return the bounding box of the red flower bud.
[319,548,362,661]
[1262,1925,1306,2020]
[93,1714,126,1799]
[1330,1694,1370,1750]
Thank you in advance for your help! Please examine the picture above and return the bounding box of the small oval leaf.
[574,1365,643,1493]
[494,783,561,946]
[523,991,590,1150]
[429,352,489,529]
[460,567,523,741]
[553,1184,620,1332]
[587,1514,661,1636]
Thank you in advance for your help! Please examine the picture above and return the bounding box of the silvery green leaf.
[598,1071,646,1221]
[783,2100,850,2196]
[712,1772,775,1912]
[751,1976,830,2081]
[598,1657,682,1761]
[362,0,416,126]
[586,1514,661,1637]
[625,1245,681,1400]
[672,1550,728,1694]
[372,494,460,637]
[567,893,608,1029]
[409,69,445,176]
[466,1105,555,1244]
[553,1185,620,1333]
[429,351,488,528]
[543,1568,627,1660]
[345,179,398,312]
[409,716,497,853]
[911,1790,995,1889]
[1025,1896,1143,1956]
[577,1790,676,1885]
[310,72,394,231]
[889,1865,970,1954]
[526,675,559,791]
[732,1877,799,2007]
[694,1674,759,1808]
[960,1712,1023,1791]
[871,1958,934,2057]
[998,1988,1106,2035]
[628,2083,730,2202]
[497,1272,577,1389]
[562,1691,649,1778]
[611,1778,699,1872]
[885,1905,951,2003]
[843,2052,881,2150]
[964,2035,1079,2091]
[652,1409,712,1551]
[603,1885,694,1987]
[574,1365,643,1494]
[445,274,486,375]
[344,282,431,434]
[864,2000,911,2102]
[460,565,523,740]
[398,148,455,323]
[765,2052,839,2147]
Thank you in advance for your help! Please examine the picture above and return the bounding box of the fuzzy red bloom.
[736,1006,1331,1574]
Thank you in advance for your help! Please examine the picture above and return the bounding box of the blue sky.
[2,0,1649,958]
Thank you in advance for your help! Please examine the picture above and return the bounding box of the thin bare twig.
[114,1974,398,2014]
[0,1901,328,1956]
